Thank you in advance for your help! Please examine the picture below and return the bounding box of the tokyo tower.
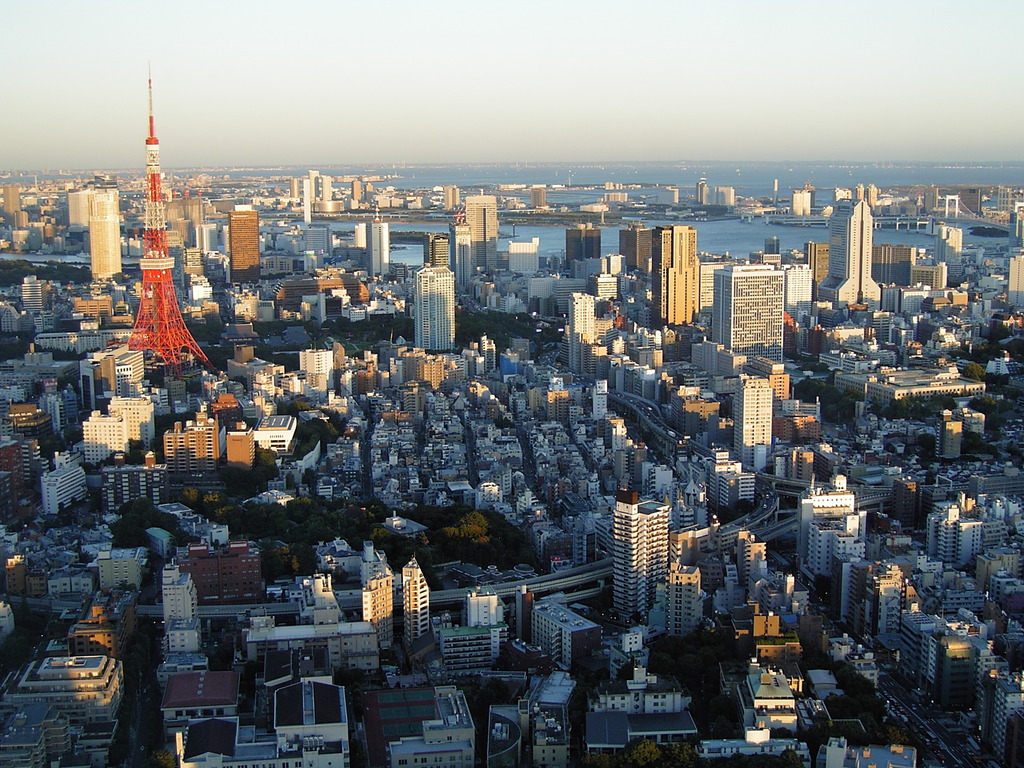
[127,79,210,378]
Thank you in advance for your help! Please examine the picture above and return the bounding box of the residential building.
[414,266,456,351]
[464,195,499,273]
[40,452,87,516]
[244,616,379,671]
[89,187,121,279]
[612,489,669,618]
[403,557,430,647]
[96,547,147,590]
[6,656,124,725]
[734,377,774,471]
[179,541,262,605]
[666,561,703,637]
[100,452,168,512]
[81,410,128,464]
[164,417,222,475]
[360,542,395,650]
[531,598,600,667]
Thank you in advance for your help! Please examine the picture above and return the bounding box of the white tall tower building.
[819,199,880,306]
[413,266,456,351]
[1009,254,1024,308]
[734,377,773,471]
[450,221,474,288]
[791,188,812,217]
[463,195,499,273]
[568,292,596,374]
[162,564,197,624]
[368,212,390,278]
[89,189,122,278]
[712,264,784,361]
[465,588,503,627]
[935,224,963,263]
[402,557,430,647]
[781,264,813,317]
[299,348,334,391]
[67,189,93,228]
[797,475,864,576]
[361,542,395,649]
[612,489,669,619]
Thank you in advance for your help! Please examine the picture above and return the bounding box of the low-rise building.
[244,616,379,671]
[5,656,124,725]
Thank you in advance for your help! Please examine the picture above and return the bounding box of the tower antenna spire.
[147,65,156,140]
[129,75,211,377]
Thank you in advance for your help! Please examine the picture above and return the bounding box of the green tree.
[622,739,661,768]
[962,362,986,381]
[143,750,177,768]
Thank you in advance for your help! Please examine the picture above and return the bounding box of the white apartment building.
[403,557,430,647]
[41,453,87,515]
[612,489,669,618]
[108,396,156,446]
[81,411,128,464]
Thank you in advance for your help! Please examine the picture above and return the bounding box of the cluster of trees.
[455,311,558,351]
[792,377,860,423]
[111,498,193,548]
[0,259,91,286]
[648,629,735,735]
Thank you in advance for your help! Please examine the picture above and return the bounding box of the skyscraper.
[871,244,916,286]
[804,241,830,300]
[734,377,774,471]
[781,264,813,317]
[2,184,20,223]
[443,185,460,211]
[935,224,963,263]
[89,187,122,279]
[620,223,653,273]
[449,219,473,288]
[818,199,880,306]
[425,232,449,268]
[566,223,601,264]
[228,207,260,283]
[367,210,390,278]
[712,264,784,361]
[568,292,596,374]
[361,542,394,649]
[413,266,456,351]
[402,557,430,647]
[612,489,669,619]
[1010,254,1024,308]
[651,225,699,326]
[463,195,498,273]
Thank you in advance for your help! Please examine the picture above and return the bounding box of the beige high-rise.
[89,190,122,278]
[651,225,699,326]
[463,195,498,273]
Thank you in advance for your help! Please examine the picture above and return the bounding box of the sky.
[3,0,1021,169]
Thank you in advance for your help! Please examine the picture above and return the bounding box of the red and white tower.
[128,79,210,378]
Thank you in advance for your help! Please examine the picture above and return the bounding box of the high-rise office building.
[734,377,773,471]
[2,185,20,223]
[566,223,601,264]
[367,212,390,278]
[871,244,916,286]
[804,241,830,299]
[712,264,784,361]
[530,186,547,208]
[818,199,880,306]
[1010,255,1024,308]
[425,233,449,268]
[21,275,44,313]
[67,189,93,227]
[695,178,709,205]
[89,188,121,279]
[651,225,699,326]
[449,221,473,288]
[227,207,260,283]
[791,189,812,217]
[612,489,669,619]
[402,557,430,647]
[619,223,653,273]
[464,195,498,273]
[935,224,963,263]
[443,185,460,211]
[764,235,781,255]
[781,263,813,317]
[413,266,456,351]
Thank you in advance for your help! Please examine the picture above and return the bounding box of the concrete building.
[164,417,222,475]
[734,377,774,471]
[6,656,124,725]
[403,557,430,647]
[464,195,499,273]
[40,453,87,516]
[414,266,456,351]
[652,225,699,326]
[96,547,147,590]
[712,264,784,361]
[89,188,121,279]
[360,542,395,650]
[531,599,600,667]
[81,411,128,464]
[798,475,864,577]
[819,200,880,306]
[228,207,260,283]
[666,561,703,637]
[244,616,379,671]
[612,489,669,618]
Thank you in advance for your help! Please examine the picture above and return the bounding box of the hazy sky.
[4,0,1021,169]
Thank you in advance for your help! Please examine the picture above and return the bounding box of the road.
[877,671,975,768]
